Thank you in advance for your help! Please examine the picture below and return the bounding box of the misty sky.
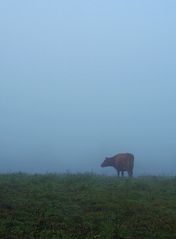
[1,1,176,175]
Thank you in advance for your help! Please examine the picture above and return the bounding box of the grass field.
[0,173,176,239]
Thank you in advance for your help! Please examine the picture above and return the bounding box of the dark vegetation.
[0,173,176,239]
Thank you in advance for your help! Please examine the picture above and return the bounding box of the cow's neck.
[108,157,115,166]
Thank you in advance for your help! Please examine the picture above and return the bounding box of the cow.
[101,153,134,177]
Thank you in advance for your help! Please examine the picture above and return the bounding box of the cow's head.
[101,157,110,167]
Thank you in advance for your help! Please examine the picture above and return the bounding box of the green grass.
[0,173,176,239]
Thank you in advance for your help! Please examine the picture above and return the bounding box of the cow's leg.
[117,170,120,177]
[128,170,133,177]
[121,171,124,177]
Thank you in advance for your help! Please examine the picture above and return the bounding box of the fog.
[1,1,176,175]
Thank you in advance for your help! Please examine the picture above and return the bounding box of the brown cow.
[101,153,134,177]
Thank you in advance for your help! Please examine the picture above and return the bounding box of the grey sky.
[1,1,176,175]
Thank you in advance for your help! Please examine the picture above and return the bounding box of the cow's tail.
[129,154,134,177]
[131,154,134,169]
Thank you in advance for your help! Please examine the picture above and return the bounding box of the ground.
[0,173,176,239]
